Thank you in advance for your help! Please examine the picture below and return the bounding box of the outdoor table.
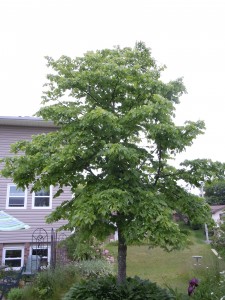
[192,255,202,265]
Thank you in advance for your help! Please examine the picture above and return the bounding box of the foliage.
[191,267,225,300]
[164,285,188,300]
[7,288,24,300]
[211,217,225,254]
[204,180,225,205]
[1,42,225,281]
[62,231,103,261]
[189,222,203,231]
[6,262,114,300]
[9,264,80,300]
[63,275,174,300]
[32,264,82,299]
[32,270,56,299]
[165,262,225,300]
[75,259,115,278]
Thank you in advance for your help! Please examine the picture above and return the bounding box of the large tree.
[204,180,225,205]
[1,42,224,283]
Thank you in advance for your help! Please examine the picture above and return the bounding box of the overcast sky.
[1,0,225,164]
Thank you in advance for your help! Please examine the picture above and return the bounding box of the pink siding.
[0,123,72,243]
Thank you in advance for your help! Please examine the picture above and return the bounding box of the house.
[0,116,72,269]
[210,205,225,226]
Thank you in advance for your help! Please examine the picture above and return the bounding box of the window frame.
[6,184,27,209]
[32,186,52,209]
[2,246,24,270]
[30,245,51,268]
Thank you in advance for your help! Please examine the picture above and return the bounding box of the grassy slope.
[107,228,225,293]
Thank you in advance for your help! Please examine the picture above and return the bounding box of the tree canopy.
[204,180,225,205]
[1,42,225,283]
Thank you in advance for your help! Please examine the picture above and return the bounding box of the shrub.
[7,288,24,300]
[32,271,55,299]
[7,264,81,300]
[31,264,81,299]
[75,259,114,278]
[62,231,103,261]
[211,220,225,256]
[63,275,174,300]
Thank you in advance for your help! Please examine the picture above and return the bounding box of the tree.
[204,180,225,205]
[1,42,224,283]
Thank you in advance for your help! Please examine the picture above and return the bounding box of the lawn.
[106,228,225,294]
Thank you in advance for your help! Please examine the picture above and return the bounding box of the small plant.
[63,275,174,300]
[75,259,115,278]
[164,285,188,300]
[7,287,24,300]
[32,271,55,299]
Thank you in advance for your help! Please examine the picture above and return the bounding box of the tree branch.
[154,144,163,186]
[86,84,99,102]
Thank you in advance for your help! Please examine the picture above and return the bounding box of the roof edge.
[0,116,56,128]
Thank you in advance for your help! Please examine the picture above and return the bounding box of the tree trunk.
[117,227,127,284]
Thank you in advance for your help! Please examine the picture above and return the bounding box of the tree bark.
[117,227,127,284]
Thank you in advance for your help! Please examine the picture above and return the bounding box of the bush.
[31,264,81,299]
[7,288,24,300]
[7,262,113,300]
[75,259,114,278]
[32,270,56,299]
[63,275,174,300]
[62,231,103,261]
[211,220,225,255]
[7,264,81,300]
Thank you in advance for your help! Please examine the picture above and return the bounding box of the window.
[7,184,27,208]
[3,247,24,270]
[31,246,50,268]
[32,187,52,209]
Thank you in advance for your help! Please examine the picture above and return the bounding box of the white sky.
[1,0,225,164]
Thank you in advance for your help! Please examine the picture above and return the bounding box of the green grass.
[106,228,225,294]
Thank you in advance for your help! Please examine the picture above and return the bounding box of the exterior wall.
[0,122,72,245]
[210,205,225,227]
[212,211,221,224]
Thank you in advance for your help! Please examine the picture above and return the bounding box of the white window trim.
[6,184,27,209]
[31,186,53,209]
[3,246,24,270]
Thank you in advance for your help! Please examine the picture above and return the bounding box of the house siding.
[0,122,72,244]
[211,205,225,226]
